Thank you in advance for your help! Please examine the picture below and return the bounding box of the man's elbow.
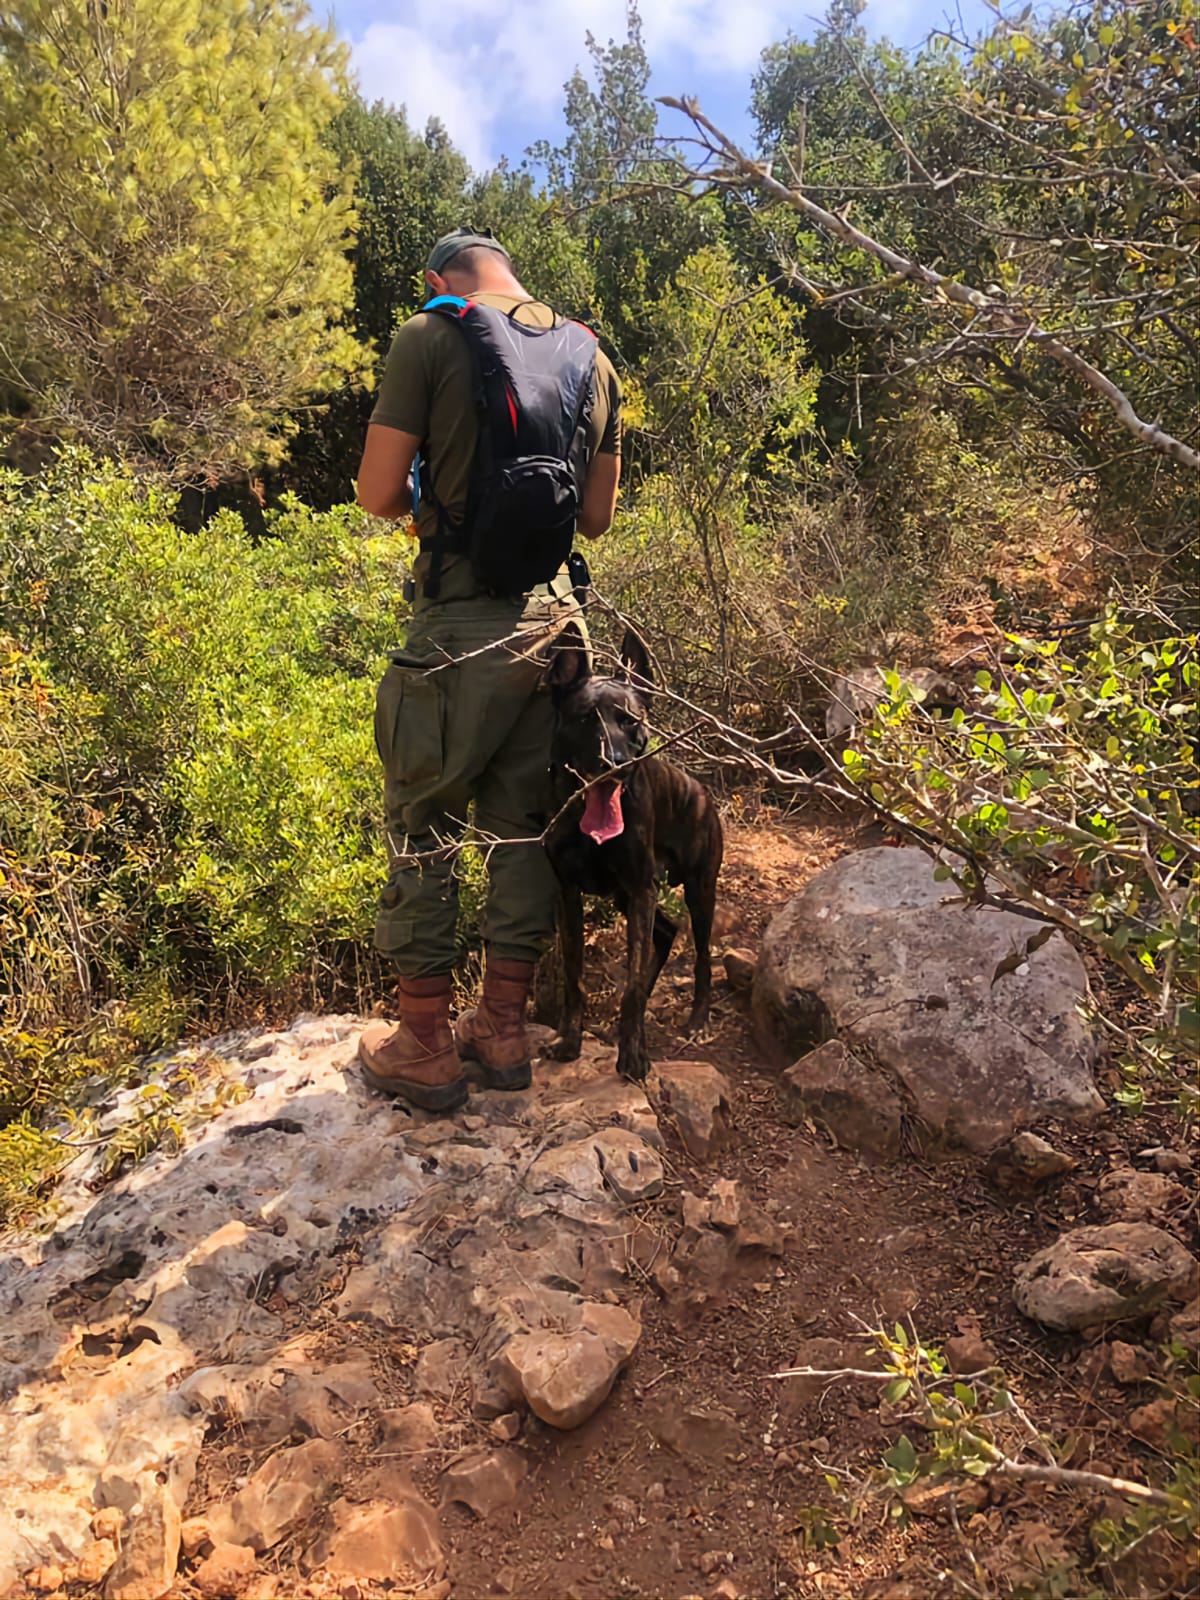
[577,508,614,541]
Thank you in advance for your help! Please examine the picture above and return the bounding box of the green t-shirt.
[370,292,623,607]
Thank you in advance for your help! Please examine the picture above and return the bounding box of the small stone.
[74,1540,118,1585]
[501,1303,640,1430]
[697,1551,730,1576]
[303,1494,443,1584]
[340,1584,363,1600]
[651,1061,733,1161]
[488,1412,522,1443]
[415,1338,469,1402]
[646,1481,666,1503]
[1130,1397,1178,1452]
[987,1131,1075,1191]
[181,1516,213,1558]
[944,1331,996,1374]
[1098,1167,1186,1222]
[193,1543,257,1599]
[92,1507,125,1543]
[493,1567,519,1594]
[723,950,756,991]
[206,1438,345,1552]
[1109,1340,1153,1385]
[1152,1147,1193,1175]
[707,1178,742,1231]
[713,1581,741,1600]
[24,1566,63,1593]
[441,1449,527,1519]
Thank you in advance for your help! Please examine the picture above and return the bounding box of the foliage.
[843,612,1199,1101]
[0,0,367,475]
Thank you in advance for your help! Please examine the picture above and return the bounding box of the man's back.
[370,292,622,606]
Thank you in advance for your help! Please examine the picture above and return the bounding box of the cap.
[426,226,511,275]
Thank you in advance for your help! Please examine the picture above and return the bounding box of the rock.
[24,1567,63,1593]
[1108,1341,1153,1385]
[415,1338,470,1401]
[826,664,959,744]
[92,1508,125,1543]
[753,847,1103,1153]
[781,1040,903,1158]
[944,1331,996,1374]
[205,1439,345,1553]
[651,1060,733,1160]
[1168,1300,1200,1360]
[489,1412,522,1443]
[1097,1167,1186,1222]
[987,1131,1075,1191]
[105,1491,181,1600]
[304,1493,443,1585]
[441,1449,527,1518]
[1129,1397,1179,1451]
[593,1128,665,1204]
[181,1516,213,1558]
[707,1178,742,1231]
[1149,1146,1193,1175]
[713,1581,741,1600]
[697,1550,731,1575]
[1013,1223,1199,1331]
[501,1303,640,1429]
[192,1543,257,1599]
[646,1481,666,1503]
[74,1540,118,1585]
[380,1402,439,1455]
[722,950,756,991]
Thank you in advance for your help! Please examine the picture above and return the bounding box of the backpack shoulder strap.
[411,296,481,599]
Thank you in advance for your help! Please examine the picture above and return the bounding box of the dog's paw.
[542,1033,583,1062]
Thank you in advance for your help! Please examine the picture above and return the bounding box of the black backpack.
[416,294,598,598]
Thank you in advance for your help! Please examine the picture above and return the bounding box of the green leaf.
[883,1434,918,1475]
[883,1377,912,1404]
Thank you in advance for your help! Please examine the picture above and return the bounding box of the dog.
[544,624,723,1082]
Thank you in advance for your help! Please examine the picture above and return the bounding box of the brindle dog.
[544,625,723,1082]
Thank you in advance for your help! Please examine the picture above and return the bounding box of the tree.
[0,0,367,476]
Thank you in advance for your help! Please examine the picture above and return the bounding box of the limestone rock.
[944,1331,996,1375]
[73,1540,118,1586]
[1109,1341,1153,1385]
[1097,1167,1187,1222]
[441,1448,528,1518]
[501,1303,640,1429]
[415,1339,470,1402]
[722,950,756,992]
[105,1491,181,1600]
[192,1543,257,1599]
[754,847,1103,1153]
[781,1040,903,1158]
[593,1128,665,1204]
[1013,1223,1198,1331]
[205,1439,345,1553]
[707,1178,742,1232]
[304,1493,443,1585]
[1129,1397,1179,1451]
[652,1061,732,1160]
[987,1131,1075,1191]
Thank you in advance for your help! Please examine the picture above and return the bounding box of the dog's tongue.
[581,779,624,844]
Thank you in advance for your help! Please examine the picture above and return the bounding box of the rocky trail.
[1,806,1196,1600]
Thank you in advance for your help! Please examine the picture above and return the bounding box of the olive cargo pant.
[373,597,574,977]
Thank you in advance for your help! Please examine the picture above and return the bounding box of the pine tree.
[0,0,367,474]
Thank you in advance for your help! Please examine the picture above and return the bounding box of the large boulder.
[753,847,1103,1154]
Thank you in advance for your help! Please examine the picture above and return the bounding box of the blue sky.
[331,0,999,172]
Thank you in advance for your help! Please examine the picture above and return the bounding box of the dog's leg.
[544,882,585,1061]
[616,886,656,1082]
[648,906,678,996]
[683,864,717,1036]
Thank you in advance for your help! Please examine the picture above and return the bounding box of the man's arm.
[577,452,620,541]
[356,424,421,521]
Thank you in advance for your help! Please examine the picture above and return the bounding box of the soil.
[180,799,1199,1600]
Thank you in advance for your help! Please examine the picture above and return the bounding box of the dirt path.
[175,803,1194,1600]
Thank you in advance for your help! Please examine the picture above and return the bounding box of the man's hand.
[577,452,620,541]
[356,424,420,520]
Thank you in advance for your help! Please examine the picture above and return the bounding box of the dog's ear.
[547,620,591,697]
[619,627,654,689]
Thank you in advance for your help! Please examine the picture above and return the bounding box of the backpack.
[416,295,598,599]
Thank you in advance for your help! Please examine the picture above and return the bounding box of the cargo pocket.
[374,652,445,800]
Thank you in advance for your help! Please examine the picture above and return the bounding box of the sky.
[331,0,1000,174]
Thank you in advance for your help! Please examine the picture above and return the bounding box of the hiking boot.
[358,975,469,1112]
[456,956,535,1090]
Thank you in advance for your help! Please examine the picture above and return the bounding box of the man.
[354,227,622,1112]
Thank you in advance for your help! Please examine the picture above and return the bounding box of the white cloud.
[346,0,944,169]
[347,0,799,169]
